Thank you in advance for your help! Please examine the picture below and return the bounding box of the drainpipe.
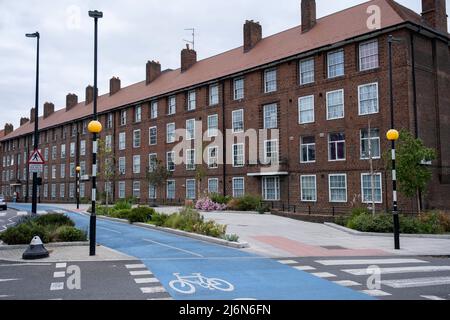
[221,80,227,197]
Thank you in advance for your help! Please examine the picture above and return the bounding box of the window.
[361,173,382,203]
[51,184,56,199]
[327,49,345,78]
[262,177,280,201]
[80,183,85,198]
[44,148,48,161]
[166,180,176,200]
[328,133,346,161]
[70,142,75,158]
[232,178,245,198]
[209,84,219,106]
[298,95,314,124]
[133,181,141,199]
[150,101,158,119]
[166,123,176,143]
[232,144,244,167]
[207,114,218,137]
[149,154,157,172]
[119,132,126,150]
[361,128,380,159]
[301,175,317,202]
[118,157,126,175]
[106,113,113,129]
[43,184,48,198]
[52,165,56,179]
[188,90,196,111]
[264,140,279,164]
[133,130,141,148]
[135,105,142,123]
[299,58,315,85]
[72,124,77,137]
[82,121,87,135]
[60,164,65,179]
[80,161,86,176]
[327,89,344,120]
[186,119,195,141]
[149,127,157,146]
[300,136,316,163]
[186,179,196,200]
[118,181,125,199]
[232,109,244,133]
[208,147,218,169]
[234,78,244,100]
[105,135,112,151]
[149,184,157,200]
[133,155,141,174]
[263,104,278,129]
[69,183,75,199]
[329,174,347,203]
[264,68,277,93]
[358,83,379,115]
[167,152,175,172]
[208,178,219,194]
[168,96,176,115]
[70,163,75,178]
[186,149,196,171]
[359,40,379,71]
[61,144,66,158]
[44,166,48,180]
[120,110,127,126]
[60,184,65,198]
[80,140,86,156]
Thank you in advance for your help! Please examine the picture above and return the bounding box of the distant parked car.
[0,196,7,210]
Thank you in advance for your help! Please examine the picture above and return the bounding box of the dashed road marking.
[361,289,392,297]
[130,270,152,276]
[316,258,427,266]
[311,272,336,278]
[98,226,121,234]
[134,278,159,284]
[142,238,203,257]
[294,266,316,271]
[421,295,445,301]
[277,260,298,265]
[50,282,64,291]
[140,286,166,294]
[0,295,13,298]
[55,263,67,269]
[333,280,361,287]
[383,276,450,288]
[0,279,20,282]
[0,212,6,217]
[53,271,66,278]
[343,265,450,276]
[125,264,146,269]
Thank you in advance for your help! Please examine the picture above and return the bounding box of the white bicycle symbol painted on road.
[169,273,234,294]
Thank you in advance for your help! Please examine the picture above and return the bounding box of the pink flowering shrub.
[195,197,227,211]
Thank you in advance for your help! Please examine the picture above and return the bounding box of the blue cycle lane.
[9,203,372,300]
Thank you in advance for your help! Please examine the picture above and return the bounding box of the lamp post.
[26,32,40,216]
[88,10,103,256]
[76,166,81,210]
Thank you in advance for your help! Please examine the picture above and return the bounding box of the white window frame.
[233,78,244,100]
[148,153,158,172]
[118,181,126,199]
[133,155,141,174]
[328,174,348,203]
[150,100,158,119]
[166,180,176,200]
[119,132,126,150]
[149,126,157,146]
[326,89,345,120]
[359,39,379,71]
[148,183,157,200]
[262,176,280,201]
[188,90,196,111]
[232,143,245,167]
[208,178,219,194]
[80,140,86,156]
[361,173,383,204]
[132,181,141,199]
[232,177,245,198]
[360,128,381,160]
[186,179,196,200]
[300,136,316,164]
[186,149,196,171]
[166,123,176,143]
[298,95,315,124]
[168,96,176,115]
[299,57,315,85]
[327,49,345,78]
[209,84,219,106]
[328,133,346,162]
[358,82,379,116]
[207,114,218,138]
[133,129,141,148]
[135,105,142,123]
[263,104,278,129]
[300,175,317,202]
[232,109,244,133]
[264,140,279,164]
[120,110,127,126]
[118,157,126,175]
[186,119,195,141]
[166,151,175,172]
[208,146,218,169]
[264,68,277,93]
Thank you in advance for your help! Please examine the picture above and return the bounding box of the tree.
[97,138,116,210]
[146,159,172,205]
[195,165,207,199]
[394,130,436,213]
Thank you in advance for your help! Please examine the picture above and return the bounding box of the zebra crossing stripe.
[277,260,298,265]
[134,278,159,284]
[311,272,336,278]
[130,270,152,276]
[53,271,65,278]
[343,265,450,276]
[140,286,166,294]
[333,280,361,287]
[361,289,392,297]
[421,295,445,301]
[55,263,67,269]
[125,264,146,269]
[294,266,316,271]
[17,212,28,216]
[50,282,64,291]
[316,258,427,266]
[383,276,450,288]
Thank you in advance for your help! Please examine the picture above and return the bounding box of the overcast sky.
[0,0,448,129]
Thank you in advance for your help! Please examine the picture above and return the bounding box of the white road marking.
[0,263,52,267]
[50,282,64,291]
[421,295,445,301]
[361,289,392,297]
[141,286,166,294]
[53,271,66,278]
[0,212,6,217]
[17,211,28,216]
[125,264,146,269]
[53,210,66,214]
[311,272,337,278]
[343,265,450,276]
[147,297,173,300]
[55,263,67,269]
[316,258,427,266]
[294,266,316,271]
[48,298,63,300]
[0,295,13,298]
[142,238,203,257]
[130,270,152,276]
[98,226,121,234]
[135,278,159,284]
[383,276,450,288]
[37,211,47,215]
[277,260,298,265]
[333,280,361,287]
[0,279,20,282]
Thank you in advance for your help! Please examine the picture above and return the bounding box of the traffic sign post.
[28,150,45,177]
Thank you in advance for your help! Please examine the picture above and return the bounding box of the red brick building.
[1,0,449,213]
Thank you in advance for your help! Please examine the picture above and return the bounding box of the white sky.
[0,0,448,129]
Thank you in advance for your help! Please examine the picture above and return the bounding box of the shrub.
[114,200,132,211]
[417,212,445,234]
[110,209,132,219]
[223,234,239,242]
[192,220,226,238]
[35,214,74,227]
[210,193,232,205]
[128,206,155,223]
[236,195,263,211]
[0,222,49,244]
[347,213,393,233]
[151,212,170,227]
[195,198,227,211]
[351,207,371,217]
[56,226,87,242]
[227,198,241,211]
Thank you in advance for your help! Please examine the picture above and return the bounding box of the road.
[0,209,27,233]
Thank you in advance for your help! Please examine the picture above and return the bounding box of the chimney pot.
[4,123,14,136]
[181,47,197,72]
[66,93,78,110]
[301,0,317,33]
[85,86,94,105]
[146,61,162,85]
[243,20,262,52]
[20,117,29,126]
[110,77,121,95]
[421,0,448,34]
[30,108,36,123]
[44,102,55,118]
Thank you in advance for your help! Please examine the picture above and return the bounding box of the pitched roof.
[0,0,440,142]
[0,130,4,138]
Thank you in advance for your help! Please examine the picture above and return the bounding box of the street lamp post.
[388,34,403,250]
[76,166,81,210]
[88,10,103,256]
[26,32,40,216]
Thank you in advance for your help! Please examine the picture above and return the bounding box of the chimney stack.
[20,117,29,126]
[66,93,78,110]
[243,20,262,52]
[44,102,55,118]
[110,77,121,95]
[301,0,317,33]
[4,123,13,136]
[422,0,448,34]
[181,45,197,72]
[146,61,162,85]
[30,108,36,123]
[85,85,94,105]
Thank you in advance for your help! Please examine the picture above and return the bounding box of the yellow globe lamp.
[386,129,399,141]
[88,120,102,134]
[76,166,81,172]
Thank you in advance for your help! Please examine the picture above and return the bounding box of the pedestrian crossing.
[277,257,450,300]
[125,263,172,300]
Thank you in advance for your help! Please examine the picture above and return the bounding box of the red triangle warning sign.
[28,149,45,164]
